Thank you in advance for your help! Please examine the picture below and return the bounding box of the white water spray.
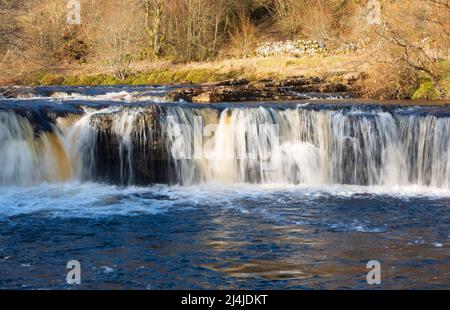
[0,105,448,188]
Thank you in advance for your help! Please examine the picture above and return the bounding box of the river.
[0,86,448,289]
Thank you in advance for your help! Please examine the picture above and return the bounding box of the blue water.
[0,183,448,289]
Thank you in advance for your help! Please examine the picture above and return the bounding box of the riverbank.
[1,54,358,85]
[1,54,449,101]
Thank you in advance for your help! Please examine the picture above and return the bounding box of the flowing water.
[0,86,449,289]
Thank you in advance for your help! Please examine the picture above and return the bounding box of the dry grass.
[0,53,361,86]
[175,54,359,80]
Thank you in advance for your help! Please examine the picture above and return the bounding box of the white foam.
[11,90,169,103]
[0,182,172,217]
[50,91,169,102]
[0,182,447,218]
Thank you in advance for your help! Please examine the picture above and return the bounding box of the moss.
[62,75,79,86]
[61,74,121,86]
[412,79,438,100]
[18,58,325,87]
[10,59,253,86]
[39,74,65,86]
[116,68,242,85]
[127,75,148,85]
[96,75,117,85]
[184,69,215,83]
[136,69,178,84]
[443,78,450,98]
[80,75,104,85]
[154,70,178,83]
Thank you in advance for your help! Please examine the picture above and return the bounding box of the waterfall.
[0,111,72,185]
[0,104,448,188]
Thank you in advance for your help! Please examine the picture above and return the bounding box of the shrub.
[412,80,438,100]
[228,13,258,58]
[359,63,419,100]
[91,1,145,80]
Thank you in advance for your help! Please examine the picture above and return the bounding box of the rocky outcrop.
[86,106,176,185]
[169,76,352,103]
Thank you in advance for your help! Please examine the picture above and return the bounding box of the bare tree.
[144,0,166,57]
[165,0,216,62]
[94,1,145,79]
[374,0,450,97]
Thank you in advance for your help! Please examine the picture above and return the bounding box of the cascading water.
[1,87,449,290]
[0,111,72,185]
[0,102,448,188]
[163,106,449,187]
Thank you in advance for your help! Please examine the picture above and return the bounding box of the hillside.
[1,0,449,100]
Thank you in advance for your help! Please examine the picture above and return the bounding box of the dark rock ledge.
[168,76,354,103]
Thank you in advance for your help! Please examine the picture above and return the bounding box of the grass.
[412,79,438,100]
[3,54,449,102]
[10,54,359,87]
[412,61,450,100]
[33,68,244,86]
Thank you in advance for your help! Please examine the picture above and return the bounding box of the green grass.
[16,54,353,87]
[30,68,244,86]
[412,61,450,100]
[412,79,438,100]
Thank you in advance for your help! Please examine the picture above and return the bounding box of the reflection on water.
[0,183,448,289]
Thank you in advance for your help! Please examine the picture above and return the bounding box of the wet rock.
[191,87,308,103]
[0,87,33,98]
[214,79,250,87]
[86,106,176,185]
[169,76,352,103]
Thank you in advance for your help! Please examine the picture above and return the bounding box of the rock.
[87,106,175,185]
[170,87,203,102]
[169,76,353,103]
[0,87,30,98]
[256,40,327,57]
[214,79,250,87]
[193,92,213,103]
